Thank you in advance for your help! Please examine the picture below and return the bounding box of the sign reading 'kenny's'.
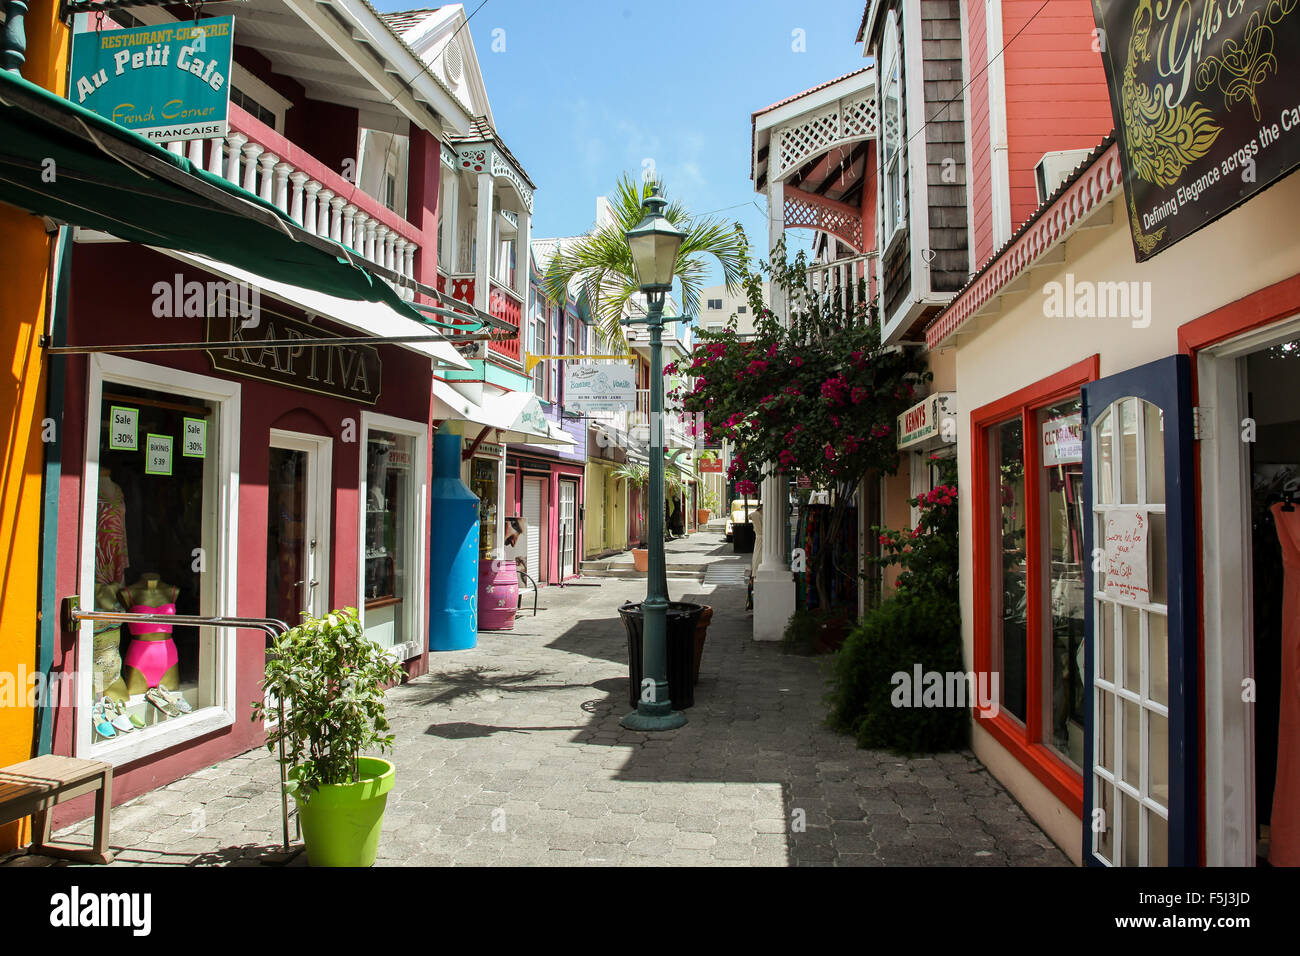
[1092,0,1300,260]
[69,17,234,143]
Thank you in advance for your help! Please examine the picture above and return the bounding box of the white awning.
[432,380,577,446]
[150,248,472,371]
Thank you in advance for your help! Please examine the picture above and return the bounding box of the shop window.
[880,12,906,246]
[973,357,1097,815]
[363,429,418,652]
[86,373,228,752]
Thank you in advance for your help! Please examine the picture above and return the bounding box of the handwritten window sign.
[145,434,173,476]
[108,406,138,450]
[1042,413,1083,466]
[1103,510,1149,603]
[182,417,206,458]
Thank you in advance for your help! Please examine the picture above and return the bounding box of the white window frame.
[268,429,333,621]
[879,11,906,252]
[357,411,429,664]
[77,354,241,765]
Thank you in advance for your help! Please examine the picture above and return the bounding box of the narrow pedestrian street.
[9,533,1066,868]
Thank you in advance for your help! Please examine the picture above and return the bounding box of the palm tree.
[541,174,747,351]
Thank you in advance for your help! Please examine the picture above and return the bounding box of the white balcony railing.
[807,252,877,321]
[166,106,423,299]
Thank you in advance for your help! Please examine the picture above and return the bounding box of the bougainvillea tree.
[671,239,930,609]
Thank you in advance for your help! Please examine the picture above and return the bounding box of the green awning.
[0,67,422,320]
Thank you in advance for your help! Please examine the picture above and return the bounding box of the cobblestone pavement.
[6,533,1068,867]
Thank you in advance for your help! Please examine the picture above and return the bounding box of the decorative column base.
[620,703,687,731]
[752,568,795,642]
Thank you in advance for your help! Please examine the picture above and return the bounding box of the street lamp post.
[620,185,687,732]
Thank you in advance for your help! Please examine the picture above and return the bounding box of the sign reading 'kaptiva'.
[1092,0,1300,261]
[206,312,382,405]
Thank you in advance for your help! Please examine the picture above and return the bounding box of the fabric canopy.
[432,380,577,446]
[0,67,422,320]
[151,248,471,370]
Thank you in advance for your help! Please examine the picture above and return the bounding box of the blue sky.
[375,0,871,286]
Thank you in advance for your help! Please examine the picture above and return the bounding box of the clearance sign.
[70,17,234,143]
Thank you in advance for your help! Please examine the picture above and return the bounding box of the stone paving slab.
[5,533,1068,867]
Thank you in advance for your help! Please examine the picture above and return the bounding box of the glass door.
[267,431,332,625]
[559,480,577,578]
[1082,356,1195,866]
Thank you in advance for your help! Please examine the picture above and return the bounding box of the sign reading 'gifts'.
[1092,0,1300,260]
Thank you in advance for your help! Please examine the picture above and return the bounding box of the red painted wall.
[406,129,443,289]
[966,0,994,267]
[50,242,433,824]
[1001,0,1112,232]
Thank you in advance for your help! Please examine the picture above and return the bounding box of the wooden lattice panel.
[783,189,864,252]
[773,93,879,180]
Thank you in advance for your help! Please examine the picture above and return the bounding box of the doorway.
[266,430,332,624]
[558,479,578,579]
[523,476,545,582]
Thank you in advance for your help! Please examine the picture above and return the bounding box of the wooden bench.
[0,755,115,864]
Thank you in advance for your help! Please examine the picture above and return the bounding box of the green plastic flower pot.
[291,756,395,867]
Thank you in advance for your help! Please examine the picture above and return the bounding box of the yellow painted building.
[583,459,627,557]
[0,0,68,852]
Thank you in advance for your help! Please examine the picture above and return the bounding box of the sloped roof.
[380,8,444,34]
[751,67,870,120]
[450,114,537,189]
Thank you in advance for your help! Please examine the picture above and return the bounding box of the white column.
[474,172,493,313]
[353,212,370,256]
[316,189,335,239]
[342,205,357,249]
[754,176,794,641]
[516,205,531,302]
[257,153,278,204]
[375,225,392,268]
[443,175,459,277]
[363,220,378,262]
[288,171,309,225]
[403,242,416,283]
[303,181,321,235]
[241,143,264,194]
[207,136,225,176]
[167,140,184,156]
[187,137,204,167]
[273,162,293,214]
[329,196,345,243]
[224,132,247,184]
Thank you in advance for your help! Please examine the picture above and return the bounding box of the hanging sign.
[108,405,138,450]
[897,393,956,449]
[564,364,636,412]
[1103,510,1149,602]
[144,434,173,476]
[69,16,235,143]
[1092,0,1300,260]
[182,417,207,458]
[698,457,724,474]
[205,312,382,406]
[1042,413,1083,466]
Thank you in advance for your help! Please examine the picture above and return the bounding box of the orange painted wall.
[966,0,994,268]
[1001,0,1112,231]
[0,0,68,852]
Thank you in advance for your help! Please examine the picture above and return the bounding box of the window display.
[364,431,414,649]
[92,383,217,741]
[471,457,497,559]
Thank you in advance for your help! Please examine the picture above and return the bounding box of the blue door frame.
[1081,354,1199,865]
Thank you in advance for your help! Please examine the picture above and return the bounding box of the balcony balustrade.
[487,279,523,362]
[806,252,878,322]
[166,104,423,299]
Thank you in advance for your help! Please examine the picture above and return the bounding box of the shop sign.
[387,448,411,470]
[476,442,504,459]
[699,457,723,473]
[70,16,234,143]
[897,393,955,450]
[564,364,636,412]
[205,312,382,406]
[182,417,206,458]
[1093,0,1300,261]
[1103,510,1149,602]
[144,434,173,476]
[108,405,138,450]
[1042,413,1083,466]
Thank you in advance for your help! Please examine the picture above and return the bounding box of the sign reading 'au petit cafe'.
[1091,0,1300,260]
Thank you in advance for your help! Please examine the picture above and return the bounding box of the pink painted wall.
[49,242,433,825]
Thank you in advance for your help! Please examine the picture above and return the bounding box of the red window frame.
[971,354,1098,817]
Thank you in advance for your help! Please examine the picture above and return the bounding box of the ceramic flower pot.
[696,509,711,525]
[632,548,649,572]
[292,756,395,867]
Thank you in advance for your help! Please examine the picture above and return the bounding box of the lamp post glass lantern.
[621,185,688,732]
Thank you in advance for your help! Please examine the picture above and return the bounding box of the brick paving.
[5,532,1068,867]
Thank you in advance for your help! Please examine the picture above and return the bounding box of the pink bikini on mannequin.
[123,603,178,687]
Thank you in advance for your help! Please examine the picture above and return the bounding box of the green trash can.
[619,601,703,709]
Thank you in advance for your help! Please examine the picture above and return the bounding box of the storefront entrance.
[523,477,544,581]
[266,430,332,624]
[559,479,577,579]
[1197,316,1300,866]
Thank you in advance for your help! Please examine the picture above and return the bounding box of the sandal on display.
[91,701,117,739]
[156,686,192,714]
[145,686,181,718]
[101,697,133,734]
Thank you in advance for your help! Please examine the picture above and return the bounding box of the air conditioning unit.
[1035,149,1093,204]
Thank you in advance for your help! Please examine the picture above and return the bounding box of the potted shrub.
[254,607,403,867]
[697,484,718,527]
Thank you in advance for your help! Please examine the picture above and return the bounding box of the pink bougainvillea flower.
[824,443,835,460]
[778,449,796,466]
[766,342,778,359]
[851,387,867,404]
[790,356,804,368]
